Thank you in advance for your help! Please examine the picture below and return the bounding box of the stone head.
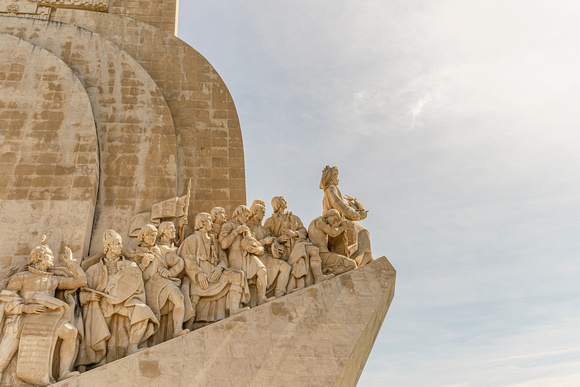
[103,229,123,257]
[138,224,158,247]
[250,202,266,222]
[210,207,227,225]
[158,221,176,241]
[271,196,287,213]
[324,209,341,226]
[29,244,54,270]
[195,212,213,232]
[320,165,339,189]
[232,205,251,224]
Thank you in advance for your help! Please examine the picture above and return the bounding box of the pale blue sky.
[178,1,580,385]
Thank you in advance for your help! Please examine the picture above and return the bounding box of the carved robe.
[322,184,372,265]
[78,257,158,366]
[136,244,184,320]
[178,233,249,322]
[264,212,313,279]
[0,266,85,385]
[247,219,291,294]
[219,221,266,281]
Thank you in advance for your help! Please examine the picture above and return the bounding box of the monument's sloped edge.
[54,257,395,387]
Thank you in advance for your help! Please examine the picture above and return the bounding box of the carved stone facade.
[0,2,393,386]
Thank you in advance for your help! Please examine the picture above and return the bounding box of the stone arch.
[0,17,178,253]
[0,33,98,276]
[53,10,246,223]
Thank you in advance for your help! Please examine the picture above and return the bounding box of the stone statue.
[136,224,189,343]
[178,213,250,327]
[0,235,86,385]
[247,201,291,298]
[308,209,357,275]
[78,230,158,366]
[158,221,180,254]
[210,207,227,239]
[219,205,275,305]
[264,196,333,291]
[320,166,373,266]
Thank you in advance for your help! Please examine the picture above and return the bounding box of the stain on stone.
[339,275,355,292]
[307,287,318,298]
[139,359,161,378]
[270,303,289,319]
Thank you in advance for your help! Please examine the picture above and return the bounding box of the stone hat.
[102,229,122,249]
[320,165,338,189]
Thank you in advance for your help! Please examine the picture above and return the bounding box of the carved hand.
[142,253,154,267]
[236,225,251,236]
[159,268,171,278]
[262,236,275,245]
[24,304,47,314]
[210,266,223,282]
[283,229,299,238]
[63,246,76,265]
[197,272,209,290]
[89,293,101,302]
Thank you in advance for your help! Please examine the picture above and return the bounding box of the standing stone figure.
[247,201,291,298]
[308,209,357,275]
[136,224,189,343]
[178,213,250,327]
[210,207,228,239]
[320,166,374,266]
[157,221,180,254]
[78,230,158,366]
[0,238,86,385]
[219,205,274,305]
[264,196,333,291]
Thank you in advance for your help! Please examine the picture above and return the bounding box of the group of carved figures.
[0,166,375,385]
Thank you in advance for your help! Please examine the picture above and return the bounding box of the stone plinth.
[54,257,396,387]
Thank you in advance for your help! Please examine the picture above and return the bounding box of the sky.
[178,1,580,385]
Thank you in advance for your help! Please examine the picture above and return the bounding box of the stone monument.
[0,2,396,386]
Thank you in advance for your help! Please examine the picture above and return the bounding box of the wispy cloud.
[408,92,433,130]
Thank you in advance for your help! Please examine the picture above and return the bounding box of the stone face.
[0,33,98,277]
[52,10,246,225]
[52,257,396,387]
[0,17,178,253]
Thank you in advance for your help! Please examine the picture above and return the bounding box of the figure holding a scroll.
[0,235,86,385]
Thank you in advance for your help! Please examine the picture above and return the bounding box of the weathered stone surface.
[0,33,98,278]
[52,10,246,224]
[108,0,178,35]
[53,257,396,387]
[0,17,178,253]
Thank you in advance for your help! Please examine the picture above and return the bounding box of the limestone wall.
[0,17,179,253]
[108,0,178,35]
[53,9,246,226]
[0,33,98,277]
